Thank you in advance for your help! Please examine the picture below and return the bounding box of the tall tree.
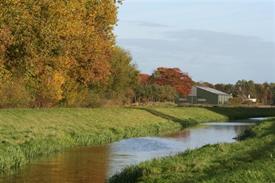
[0,0,119,107]
[214,84,234,94]
[271,83,275,105]
[138,73,150,85]
[151,67,192,96]
[106,47,138,100]
[233,80,256,98]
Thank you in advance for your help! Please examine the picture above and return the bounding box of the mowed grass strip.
[109,118,275,183]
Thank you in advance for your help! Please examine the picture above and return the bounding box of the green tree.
[214,84,234,94]
[271,83,275,105]
[255,83,273,105]
[106,47,138,102]
[233,80,256,98]
[134,84,177,103]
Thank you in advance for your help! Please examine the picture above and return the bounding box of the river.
[0,119,260,183]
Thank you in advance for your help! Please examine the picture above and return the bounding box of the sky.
[115,0,275,84]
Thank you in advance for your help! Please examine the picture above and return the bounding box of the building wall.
[197,88,219,104]
[184,87,231,105]
[218,95,231,105]
[187,96,197,104]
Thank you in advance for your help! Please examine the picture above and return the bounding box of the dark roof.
[196,86,229,95]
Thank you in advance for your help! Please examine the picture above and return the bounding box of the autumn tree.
[0,0,119,107]
[151,67,192,96]
[138,73,150,86]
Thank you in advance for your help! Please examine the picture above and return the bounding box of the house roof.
[196,86,230,95]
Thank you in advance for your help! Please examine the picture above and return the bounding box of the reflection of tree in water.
[56,146,110,183]
[210,125,251,137]
[2,146,110,183]
[0,124,254,183]
[234,125,249,136]
[167,129,191,138]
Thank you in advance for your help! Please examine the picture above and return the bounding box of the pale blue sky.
[115,0,275,83]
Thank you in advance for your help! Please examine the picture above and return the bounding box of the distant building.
[247,95,257,103]
[184,86,231,105]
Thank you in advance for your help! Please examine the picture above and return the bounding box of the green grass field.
[109,118,275,183]
[0,106,274,174]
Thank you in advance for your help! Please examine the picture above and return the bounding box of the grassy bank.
[0,106,274,174]
[109,118,275,183]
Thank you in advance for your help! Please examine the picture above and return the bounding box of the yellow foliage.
[34,70,66,107]
[62,81,90,107]
[0,66,32,107]
[0,0,124,107]
[0,27,14,54]
[0,64,12,85]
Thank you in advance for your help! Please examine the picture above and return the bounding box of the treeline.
[0,0,193,108]
[0,1,273,108]
[135,68,192,103]
[198,80,275,105]
[0,0,138,107]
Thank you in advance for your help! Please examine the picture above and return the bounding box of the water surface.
[0,120,257,183]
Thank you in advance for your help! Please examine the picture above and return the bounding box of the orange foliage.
[152,67,193,96]
[0,0,119,107]
[0,27,14,55]
[138,73,150,85]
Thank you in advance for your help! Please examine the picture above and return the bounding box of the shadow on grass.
[136,107,198,128]
[135,106,275,128]
[205,107,275,120]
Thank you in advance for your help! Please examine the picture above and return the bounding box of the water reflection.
[0,122,255,183]
[1,146,110,183]
[107,122,252,176]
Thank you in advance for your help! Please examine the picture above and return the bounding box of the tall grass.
[0,106,274,174]
[109,118,275,183]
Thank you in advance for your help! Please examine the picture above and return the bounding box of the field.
[109,118,275,183]
[0,106,274,174]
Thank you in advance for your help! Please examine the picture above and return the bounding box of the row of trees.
[0,0,138,107]
[0,0,193,107]
[135,68,193,103]
[198,80,275,105]
[1,1,273,107]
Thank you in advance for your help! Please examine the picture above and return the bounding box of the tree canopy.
[0,0,134,107]
[151,67,193,96]
[1,1,273,107]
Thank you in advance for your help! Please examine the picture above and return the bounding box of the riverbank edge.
[0,106,275,175]
[109,118,275,183]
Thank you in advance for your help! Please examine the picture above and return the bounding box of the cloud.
[122,20,168,28]
[117,30,275,83]
[137,21,168,28]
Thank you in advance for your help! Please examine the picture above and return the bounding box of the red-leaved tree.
[151,67,193,96]
[138,73,150,85]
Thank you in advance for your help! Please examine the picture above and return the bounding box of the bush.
[134,84,177,103]
[228,97,243,105]
[0,78,32,108]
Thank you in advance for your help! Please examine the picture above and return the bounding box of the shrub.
[0,78,32,108]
